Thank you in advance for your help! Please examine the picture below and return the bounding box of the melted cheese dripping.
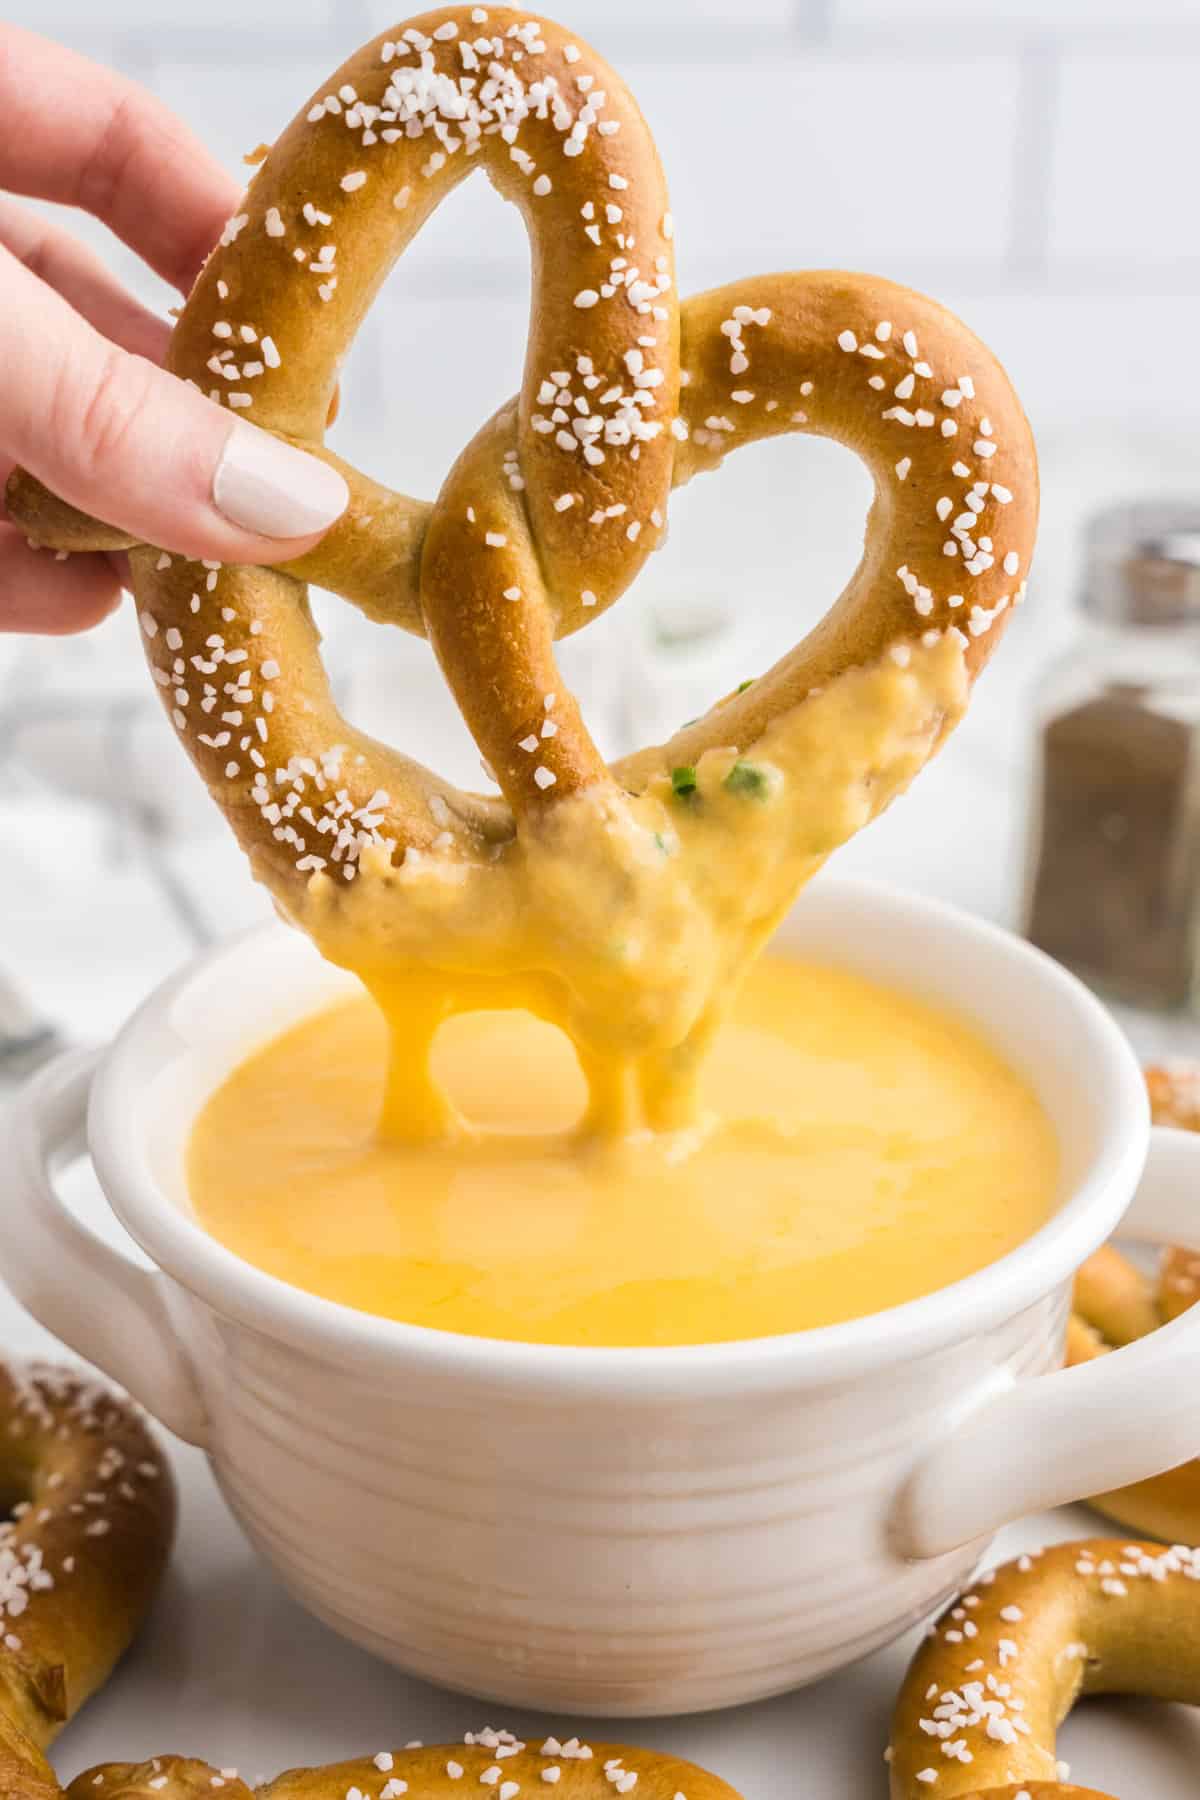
[295,635,969,1143]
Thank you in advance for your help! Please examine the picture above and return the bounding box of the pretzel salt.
[7,7,1039,1075]
[888,1537,1200,1800]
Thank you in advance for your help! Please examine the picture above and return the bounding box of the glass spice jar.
[1024,502,1200,1011]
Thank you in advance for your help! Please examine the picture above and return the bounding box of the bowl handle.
[894,1125,1200,1559]
[1,1047,209,1447]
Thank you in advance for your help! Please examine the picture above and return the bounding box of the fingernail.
[212,421,349,539]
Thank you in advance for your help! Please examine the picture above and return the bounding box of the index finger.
[0,24,241,293]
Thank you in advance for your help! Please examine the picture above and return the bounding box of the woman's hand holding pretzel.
[0,25,352,636]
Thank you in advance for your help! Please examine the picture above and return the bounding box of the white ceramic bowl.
[7,877,1200,1717]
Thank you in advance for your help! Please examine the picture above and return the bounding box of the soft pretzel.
[888,1537,1200,1799]
[944,1792,1111,1799]
[6,8,1038,1127]
[70,1737,739,1800]
[942,1792,1111,1800]
[0,1362,174,1796]
[1066,1064,1200,1545]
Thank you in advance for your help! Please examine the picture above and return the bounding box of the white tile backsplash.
[3,0,1199,445]
[937,290,1200,431]
[1050,53,1200,267]
[5,0,334,31]
[835,0,1200,34]
[149,60,339,182]
[622,53,1021,278]
[335,294,530,494]
[365,0,804,50]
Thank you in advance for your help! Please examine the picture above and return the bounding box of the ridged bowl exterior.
[189,1284,1069,1715]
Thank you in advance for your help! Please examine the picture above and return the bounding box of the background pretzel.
[71,1738,739,1800]
[888,1537,1200,1800]
[0,1363,173,1796]
[1066,1064,1200,1545]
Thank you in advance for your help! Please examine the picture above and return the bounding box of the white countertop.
[1,424,1199,1792]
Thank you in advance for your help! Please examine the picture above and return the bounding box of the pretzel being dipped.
[70,1736,740,1800]
[0,1362,173,1797]
[6,8,1038,1132]
[888,1538,1200,1800]
[1066,1064,1200,1545]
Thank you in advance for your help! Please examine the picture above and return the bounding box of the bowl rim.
[87,876,1149,1398]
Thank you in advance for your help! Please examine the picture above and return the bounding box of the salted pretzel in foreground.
[7,7,1038,1134]
[1066,1064,1200,1545]
[72,1736,737,1800]
[888,1537,1200,1800]
[0,1359,735,1800]
[0,1363,173,1796]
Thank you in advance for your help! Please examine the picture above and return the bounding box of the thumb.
[0,244,348,564]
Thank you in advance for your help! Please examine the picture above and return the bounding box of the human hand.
[0,25,349,633]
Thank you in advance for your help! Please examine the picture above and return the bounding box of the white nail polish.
[212,421,349,539]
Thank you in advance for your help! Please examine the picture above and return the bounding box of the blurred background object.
[1025,502,1200,1012]
[4,0,1200,1053]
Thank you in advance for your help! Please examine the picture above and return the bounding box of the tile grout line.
[1007,34,1061,287]
[792,0,835,46]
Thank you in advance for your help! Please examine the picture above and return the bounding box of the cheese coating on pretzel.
[70,1735,740,1800]
[888,1538,1200,1799]
[0,1364,173,1796]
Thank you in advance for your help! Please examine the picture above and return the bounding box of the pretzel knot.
[888,1538,1200,1800]
[7,6,1038,1129]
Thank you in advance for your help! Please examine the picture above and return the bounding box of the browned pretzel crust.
[888,1538,1200,1799]
[1067,1064,1200,1545]
[7,6,1037,916]
[71,1738,739,1800]
[953,1789,1113,1800]
[0,1364,173,1796]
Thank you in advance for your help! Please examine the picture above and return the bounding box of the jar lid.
[1081,500,1200,625]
